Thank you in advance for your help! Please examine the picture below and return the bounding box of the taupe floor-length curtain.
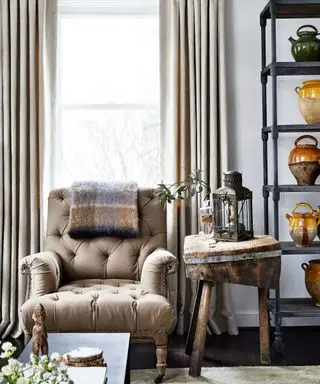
[0,0,57,338]
[160,0,238,335]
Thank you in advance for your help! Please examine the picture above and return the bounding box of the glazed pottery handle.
[297,24,318,36]
[315,213,320,225]
[295,135,318,147]
[295,86,301,94]
[292,202,314,214]
[301,262,309,271]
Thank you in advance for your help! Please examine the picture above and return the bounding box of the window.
[55,0,160,187]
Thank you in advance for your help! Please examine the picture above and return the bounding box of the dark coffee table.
[19,333,130,384]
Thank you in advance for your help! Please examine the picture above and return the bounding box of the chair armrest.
[20,251,62,298]
[141,248,178,296]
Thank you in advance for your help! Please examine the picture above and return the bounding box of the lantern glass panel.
[212,194,239,241]
[236,196,253,241]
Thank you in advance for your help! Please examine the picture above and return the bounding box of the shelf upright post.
[270,0,283,354]
[260,8,273,346]
[260,14,269,236]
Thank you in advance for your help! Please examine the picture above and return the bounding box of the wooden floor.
[129,327,320,369]
[3,327,320,369]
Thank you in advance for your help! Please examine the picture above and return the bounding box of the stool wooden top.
[183,235,281,264]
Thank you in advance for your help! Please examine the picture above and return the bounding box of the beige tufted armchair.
[19,188,177,381]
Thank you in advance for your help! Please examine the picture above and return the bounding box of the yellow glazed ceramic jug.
[285,202,319,247]
[316,205,320,240]
[295,80,320,124]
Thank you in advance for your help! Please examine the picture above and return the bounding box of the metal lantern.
[211,171,253,242]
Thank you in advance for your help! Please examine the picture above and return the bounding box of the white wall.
[226,0,320,327]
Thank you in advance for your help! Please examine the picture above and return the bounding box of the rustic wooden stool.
[183,234,281,377]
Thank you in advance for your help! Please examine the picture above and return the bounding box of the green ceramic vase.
[289,25,320,62]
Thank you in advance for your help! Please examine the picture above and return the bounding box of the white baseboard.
[236,311,259,327]
[236,310,320,327]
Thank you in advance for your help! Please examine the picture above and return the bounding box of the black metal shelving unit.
[260,0,320,352]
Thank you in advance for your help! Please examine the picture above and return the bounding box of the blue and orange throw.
[68,181,139,238]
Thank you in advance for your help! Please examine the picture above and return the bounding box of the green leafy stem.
[155,169,211,205]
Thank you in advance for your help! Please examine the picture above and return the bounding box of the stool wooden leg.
[185,280,204,356]
[189,281,213,377]
[258,287,271,364]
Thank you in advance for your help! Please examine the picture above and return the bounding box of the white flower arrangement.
[0,342,73,384]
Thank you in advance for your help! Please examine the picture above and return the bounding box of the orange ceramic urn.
[288,135,320,185]
[302,260,320,306]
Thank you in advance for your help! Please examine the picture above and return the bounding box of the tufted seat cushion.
[20,279,173,335]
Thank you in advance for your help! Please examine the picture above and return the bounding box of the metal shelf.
[261,0,320,19]
[260,0,320,350]
[281,241,320,254]
[262,124,320,133]
[263,184,320,192]
[262,62,320,76]
[269,298,320,317]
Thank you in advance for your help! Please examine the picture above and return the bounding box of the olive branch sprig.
[155,169,211,205]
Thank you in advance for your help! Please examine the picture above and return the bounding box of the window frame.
[55,8,160,187]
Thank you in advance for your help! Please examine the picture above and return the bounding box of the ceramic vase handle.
[292,202,314,214]
[297,24,318,36]
[294,135,318,147]
[314,211,320,225]
[295,86,301,94]
[301,262,309,271]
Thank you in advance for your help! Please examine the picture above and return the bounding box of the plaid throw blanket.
[68,181,139,238]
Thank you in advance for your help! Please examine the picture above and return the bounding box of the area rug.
[131,366,320,383]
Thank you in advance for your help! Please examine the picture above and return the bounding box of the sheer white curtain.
[159,0,238,335]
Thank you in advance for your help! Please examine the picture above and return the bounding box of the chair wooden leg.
[154,334,168,383]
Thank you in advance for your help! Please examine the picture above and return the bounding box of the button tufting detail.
[46,187,167,283]
[72,289,82,294]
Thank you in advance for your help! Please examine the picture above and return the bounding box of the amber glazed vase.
[302,260,320,306]
[288,135,320,185]
[295,80,320,124]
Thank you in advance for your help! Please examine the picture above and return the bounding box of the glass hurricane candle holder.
[199,200,213,240]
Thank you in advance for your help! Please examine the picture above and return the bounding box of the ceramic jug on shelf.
[288,135,320,185]
[301,260,320,307]
[289,25,320,61]
[285,202,319,247]
[295,81,320,124]
[316,206,320,240]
